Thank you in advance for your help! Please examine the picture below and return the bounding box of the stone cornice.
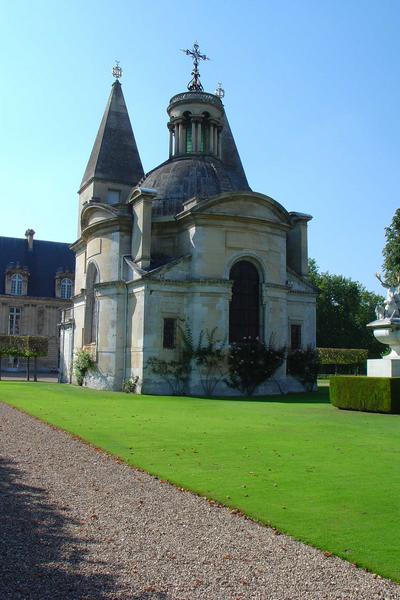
[176,212,290,233]
[80,216,131,241]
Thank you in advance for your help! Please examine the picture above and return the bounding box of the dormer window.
[55,270,74,299]
[60,278,73,299]
[11,273,23,295]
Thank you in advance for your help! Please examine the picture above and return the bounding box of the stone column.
[214,127,218,156]
[192,117,200,152]
[179,121,185,154]
[168,125,173,158]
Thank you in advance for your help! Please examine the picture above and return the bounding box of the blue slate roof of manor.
[0,235,75,298]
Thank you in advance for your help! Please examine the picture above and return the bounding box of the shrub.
[195,328,226,395]
[287,347,320,391]
[74,350,95,386]
[317,348,368,375]
[330,376,400,413]
[225,338,285,396]
[122,376,139,393]
[146,357,190,395]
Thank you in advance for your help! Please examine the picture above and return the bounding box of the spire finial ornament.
[112,60,123,80]
[215,82,225,99]
[181,41,210,92]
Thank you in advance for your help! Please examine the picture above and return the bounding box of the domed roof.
[141,155,250,216]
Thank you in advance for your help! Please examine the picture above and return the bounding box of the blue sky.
[0,0,399,294]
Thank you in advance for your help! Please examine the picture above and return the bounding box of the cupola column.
[168,123,174,157]
[191,116,201,152]
[179,120,185,154]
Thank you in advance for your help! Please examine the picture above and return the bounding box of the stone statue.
[375,272,400,320]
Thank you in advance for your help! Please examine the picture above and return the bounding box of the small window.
[163,318,176,349]
[107,189,121,204]
[11,273,23,295]
[60,278,73,299]
[9,307,21,335]
[291,324,302,351]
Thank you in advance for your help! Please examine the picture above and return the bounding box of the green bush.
[287,347,320,391]
[225,339,285,396]
[330,376,400,413]
[0,335,48,357]
[74,350,95,386]
[318,348,368,365]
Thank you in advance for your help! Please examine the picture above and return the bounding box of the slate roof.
[0,236,75,298]
[80,80,144,191]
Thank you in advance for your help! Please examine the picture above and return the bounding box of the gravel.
[0,402,399,600]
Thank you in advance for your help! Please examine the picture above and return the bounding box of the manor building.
[0,230,74,372]
[60,58,316,393]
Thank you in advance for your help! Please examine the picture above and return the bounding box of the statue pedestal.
[366,318,400,377]
[367,358,400,377]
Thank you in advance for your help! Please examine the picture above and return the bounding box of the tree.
[382,208,400,285]
[308,260,384,358]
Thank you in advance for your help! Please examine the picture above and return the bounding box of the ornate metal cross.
[181,41,209,92]
[112,60,122,79]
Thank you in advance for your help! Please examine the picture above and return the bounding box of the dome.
[141,155,250,216]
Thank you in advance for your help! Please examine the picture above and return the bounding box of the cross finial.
[112,60,123,80]
[181,41,210,91]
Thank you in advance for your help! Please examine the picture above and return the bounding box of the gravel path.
[0,403,399,600]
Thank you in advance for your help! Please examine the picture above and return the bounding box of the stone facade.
[0,230,75,372]
[63,77,317,394]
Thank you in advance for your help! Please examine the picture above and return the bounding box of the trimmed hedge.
[330,376,400,414]
[0,335,48,357]
[318,348,368,365]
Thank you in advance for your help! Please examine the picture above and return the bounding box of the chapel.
[60,49,317,394]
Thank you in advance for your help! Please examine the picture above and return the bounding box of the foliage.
[382,208,400,286]
[225,338,285,396]
[74,350,95,386]
[287,347,320,391]
[147,325,226,396]
[317,347,368,365]
[146,357,190,395]
[195,327,226,395]
[0,335,48,357]
[308,259,385,358]
[122,376,139,393]
[330,376,400,414]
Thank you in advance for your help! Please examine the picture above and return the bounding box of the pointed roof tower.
[80,73,144,192]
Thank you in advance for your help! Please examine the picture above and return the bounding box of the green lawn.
[1,382,400,582]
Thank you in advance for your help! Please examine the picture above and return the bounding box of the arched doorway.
[229,260,261,343]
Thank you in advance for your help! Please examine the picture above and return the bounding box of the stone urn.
[367,318,400,376]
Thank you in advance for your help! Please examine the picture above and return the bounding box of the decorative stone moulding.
[367,318,400,358]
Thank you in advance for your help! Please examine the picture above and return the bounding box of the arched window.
[84,263,99,345]
[60,278,73,299]
[229,260,260,343]
[11,273,23,295]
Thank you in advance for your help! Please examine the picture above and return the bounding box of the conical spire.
[80,80,144,191]
[219,111,250,191]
